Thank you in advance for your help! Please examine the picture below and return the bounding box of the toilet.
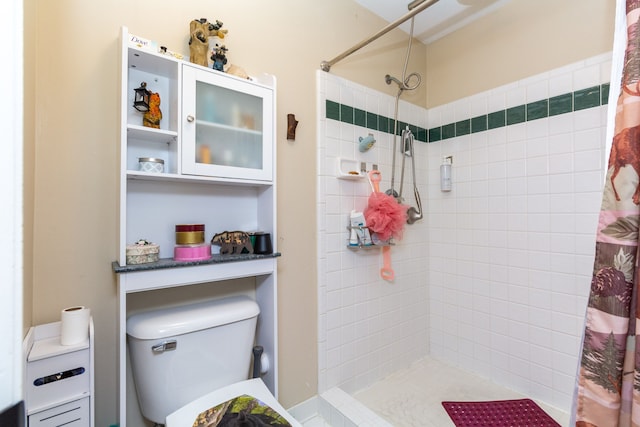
[126,295,302,426]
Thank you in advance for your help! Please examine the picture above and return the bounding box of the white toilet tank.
[126,295,260,425]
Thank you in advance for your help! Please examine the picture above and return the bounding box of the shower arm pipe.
[320,0,440,72]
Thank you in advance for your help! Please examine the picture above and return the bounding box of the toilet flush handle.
[152,340,177,353]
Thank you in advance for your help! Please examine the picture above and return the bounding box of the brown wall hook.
[287,114,299,140]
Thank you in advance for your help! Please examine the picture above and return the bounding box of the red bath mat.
[442,398,560,427]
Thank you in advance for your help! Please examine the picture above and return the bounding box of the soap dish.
[337,158,365,180]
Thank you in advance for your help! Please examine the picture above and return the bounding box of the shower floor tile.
[302,416,332,427]
[352,357,569,427]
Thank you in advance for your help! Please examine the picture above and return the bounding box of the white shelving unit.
[114,27,278,426]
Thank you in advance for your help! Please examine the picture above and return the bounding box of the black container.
[253,233,273,255]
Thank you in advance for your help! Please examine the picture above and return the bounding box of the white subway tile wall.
[317,70,431,396]
[316,51,610,414]
[428,53,609,411]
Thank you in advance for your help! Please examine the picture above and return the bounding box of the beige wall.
[26,1,423,425]
[426,0,615,107]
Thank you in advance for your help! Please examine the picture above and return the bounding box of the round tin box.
[175,231,205,245]
[138,157,164,173]
[175,224,206,245]
[175,224,205,232]
[173,243,211,261]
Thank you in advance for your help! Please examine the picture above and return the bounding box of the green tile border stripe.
[325,99,429,142]
[325,83,609,143]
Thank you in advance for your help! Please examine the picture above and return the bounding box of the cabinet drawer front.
[27,349,90,411]
[28,398,89,427]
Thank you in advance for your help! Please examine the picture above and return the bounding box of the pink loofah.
[364,170,407,242]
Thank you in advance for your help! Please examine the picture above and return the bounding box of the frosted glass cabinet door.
[182,64,273,181]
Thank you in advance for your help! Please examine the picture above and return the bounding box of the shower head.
[385,73,421,92]
[385,74,403,88]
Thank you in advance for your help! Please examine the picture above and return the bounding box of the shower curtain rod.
[320,0,440,72]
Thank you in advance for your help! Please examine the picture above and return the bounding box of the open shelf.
[114,255,280,294]
[126,170,273,186]
[127,125,177,143]
[113,252,281,273]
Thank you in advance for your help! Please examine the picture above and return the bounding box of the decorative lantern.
[133,82,150,112]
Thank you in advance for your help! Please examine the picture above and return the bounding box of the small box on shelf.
[128,33,157,52]
[126,240,160,264]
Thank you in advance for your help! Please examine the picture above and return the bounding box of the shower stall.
[316,48,610,424]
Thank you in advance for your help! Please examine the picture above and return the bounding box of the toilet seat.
[165,378,302,427]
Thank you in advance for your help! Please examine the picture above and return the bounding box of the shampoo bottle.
[350,210,372,246]
[349,210,359,246]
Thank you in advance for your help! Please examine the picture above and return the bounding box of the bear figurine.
[189,18,228,67]
[211,44,228,72]
[211,230,253,255]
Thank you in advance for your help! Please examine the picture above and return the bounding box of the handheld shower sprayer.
[383,15,424,224]
[407,187,423,224]
[402,128,423,224]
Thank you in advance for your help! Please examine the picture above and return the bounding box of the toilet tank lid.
[126,295,260,340]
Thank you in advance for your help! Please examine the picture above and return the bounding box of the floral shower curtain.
[574,1,640,426]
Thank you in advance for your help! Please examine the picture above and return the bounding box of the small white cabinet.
[182,64,274,181]
[23,320,95,427]
[115,27,279,427]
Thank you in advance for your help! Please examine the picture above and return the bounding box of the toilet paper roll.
[60,306,90,346]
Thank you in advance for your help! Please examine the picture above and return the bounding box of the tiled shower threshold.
[291,387,391,427]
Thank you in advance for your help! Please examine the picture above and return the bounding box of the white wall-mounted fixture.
[440,156,452,192]
[337,158,367,179]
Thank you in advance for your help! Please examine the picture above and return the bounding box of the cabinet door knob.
[186,115,195,123]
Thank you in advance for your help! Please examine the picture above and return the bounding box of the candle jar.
[138,157,165,173]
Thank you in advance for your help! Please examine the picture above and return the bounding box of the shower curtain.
[574,1,640,426]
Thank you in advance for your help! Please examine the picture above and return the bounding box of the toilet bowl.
[127,295,301,426]
[166,378,301,427]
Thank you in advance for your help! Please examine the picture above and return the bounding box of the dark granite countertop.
[112,252,281,273]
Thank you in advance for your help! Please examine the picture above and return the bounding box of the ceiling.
[353,0,512,44]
